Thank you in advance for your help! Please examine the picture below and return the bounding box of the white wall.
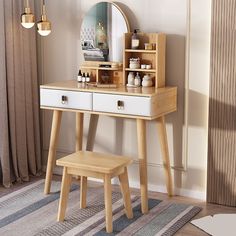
[38,0,211,199]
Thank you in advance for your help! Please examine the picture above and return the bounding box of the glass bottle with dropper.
[77,70,82,82]
[82,73,86,83]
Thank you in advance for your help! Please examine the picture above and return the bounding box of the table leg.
[44,110,62,194]
[76,112,84,151]
[156,116,173,196]
[76,113,87,195]
[86,114,99,151]
[136,119,148,214]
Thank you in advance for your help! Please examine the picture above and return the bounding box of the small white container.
[127,72,135,85]
[141,64,146,69]
[129,58,140,69]
[146,64,152,69]
[129,61,140,69]
[142,74,153,87]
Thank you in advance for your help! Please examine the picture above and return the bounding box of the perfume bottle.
[131,29,139,49]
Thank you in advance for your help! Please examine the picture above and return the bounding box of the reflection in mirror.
[80,2,129,63]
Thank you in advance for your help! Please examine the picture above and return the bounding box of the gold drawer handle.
[117,100,124,110]
[61,95,68,104]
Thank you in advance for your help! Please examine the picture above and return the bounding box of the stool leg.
[80,176,87,208]
[118,167,133,219]
[57,167,72,221]
[104,174,113,233]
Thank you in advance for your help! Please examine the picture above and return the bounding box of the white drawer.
[93,93,152,116]
[40,89,92,110]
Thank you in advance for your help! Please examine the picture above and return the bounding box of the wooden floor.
[1,175,236,236]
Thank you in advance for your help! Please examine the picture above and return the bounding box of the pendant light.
[37,0,51,36]
[21,0,35,29]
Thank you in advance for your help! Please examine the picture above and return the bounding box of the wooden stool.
[56,151,133,233]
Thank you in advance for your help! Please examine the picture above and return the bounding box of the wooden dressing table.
[40,81,177,213]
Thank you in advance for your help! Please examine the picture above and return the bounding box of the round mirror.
[80,2,130,63]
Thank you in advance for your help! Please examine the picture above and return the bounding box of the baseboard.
[174,187,206,200]
[43,165,62,176]
[128,180,206,201]
[43,165,206,201]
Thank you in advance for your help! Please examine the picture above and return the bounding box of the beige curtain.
[207,0,236,206]
[0,0,41,187]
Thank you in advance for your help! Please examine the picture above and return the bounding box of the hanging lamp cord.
[25,0,29,8]
[41,0,46,17]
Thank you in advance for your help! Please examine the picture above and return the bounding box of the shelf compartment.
[98,70,123,84]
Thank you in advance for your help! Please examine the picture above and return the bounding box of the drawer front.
[40,89,92,110]
[93,93,152,116]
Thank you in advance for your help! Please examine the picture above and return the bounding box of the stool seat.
[56,151,133,233]
[56,151,132,174]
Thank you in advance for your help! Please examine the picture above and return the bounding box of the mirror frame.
[80,1,131,64]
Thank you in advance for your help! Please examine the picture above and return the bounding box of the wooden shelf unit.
[80,62,123,85]
[123,33,166,88]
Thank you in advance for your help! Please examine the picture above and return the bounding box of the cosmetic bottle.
[82,73,86,83]
[131,29,139,49]
[86,73,91,82]
[134,72,141,86]
[77,70,82,82]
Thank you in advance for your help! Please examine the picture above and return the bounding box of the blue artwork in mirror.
[81,2,129,62]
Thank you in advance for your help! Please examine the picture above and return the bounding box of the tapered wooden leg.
[118,167,133,219]
[86,114,99,151]
[80,176,87,208]
[57,167,72,221]
[137,119,148,214]
[44,110,62,194]
[157,116,173,196]
[76,113,84,151]
[104,174,113,233]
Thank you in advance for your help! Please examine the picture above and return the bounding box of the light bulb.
[21,8,35,29]
[37,20,51,36]
[21,22,35,29]
[38,29,51,36]
[37,2,51,36]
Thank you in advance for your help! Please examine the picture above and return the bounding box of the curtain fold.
[207,0,236,206]
[0,0,41,187]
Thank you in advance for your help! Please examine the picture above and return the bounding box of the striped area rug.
[0,180,201,236]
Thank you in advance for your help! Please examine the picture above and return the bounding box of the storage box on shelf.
[123,33,166,88]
